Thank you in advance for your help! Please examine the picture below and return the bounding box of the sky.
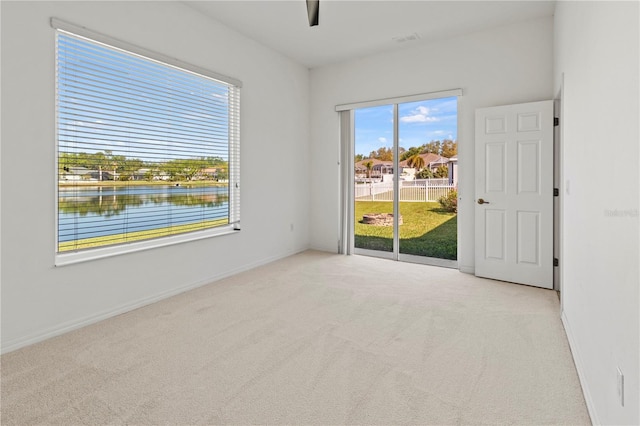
[354,96,458,157]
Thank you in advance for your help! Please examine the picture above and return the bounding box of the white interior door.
[474,100,553,288]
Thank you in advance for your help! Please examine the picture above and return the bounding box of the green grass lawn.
[354,201,457,260]
[58,218,228,252]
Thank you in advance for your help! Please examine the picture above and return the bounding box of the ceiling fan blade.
[306,0,319,27]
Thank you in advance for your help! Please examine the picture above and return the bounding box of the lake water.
[58,185,229,243]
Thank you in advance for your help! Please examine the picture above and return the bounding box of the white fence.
[403,178,449,187]
[355,179,455,202]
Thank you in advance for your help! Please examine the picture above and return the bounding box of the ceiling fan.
[306,0,319,26]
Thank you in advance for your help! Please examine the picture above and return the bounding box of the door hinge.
[554,188,559,196]
[554,117,559,126]
[554,258,559,267]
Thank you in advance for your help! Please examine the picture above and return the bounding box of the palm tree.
[364,160,374,197]
[92,151,107,181]
[363,160,374,179]
[407,154,425,171]
[105,150,124,181]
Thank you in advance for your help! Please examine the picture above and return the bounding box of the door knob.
[477,198,490,205]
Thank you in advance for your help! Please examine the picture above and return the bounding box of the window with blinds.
[55,26,240,262]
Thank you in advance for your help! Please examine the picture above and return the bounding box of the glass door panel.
[353,105,395,254]
[398,97,458,262]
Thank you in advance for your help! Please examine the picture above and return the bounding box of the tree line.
[355,139,457,163]
[59,150,228,182]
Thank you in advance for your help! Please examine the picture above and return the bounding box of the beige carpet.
[1,250,590,425]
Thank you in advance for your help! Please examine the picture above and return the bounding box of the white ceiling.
[183,0,556,69]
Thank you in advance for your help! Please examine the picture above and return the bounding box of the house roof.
[398,153,443,168]
[68,166,96,174]
[429,156,449,167]
[355,158,392,169]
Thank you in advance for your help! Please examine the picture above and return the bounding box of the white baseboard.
[561,311,598,425]
[1,247,309,355]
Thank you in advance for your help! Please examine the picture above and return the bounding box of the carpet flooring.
[1,250,590,425]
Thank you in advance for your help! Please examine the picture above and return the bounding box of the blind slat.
[59,90,229,131]
[59,110,228,140]
[58,58,231,108]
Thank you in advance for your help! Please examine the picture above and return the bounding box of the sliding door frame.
[338,89,462,267]
[338,110,354,255]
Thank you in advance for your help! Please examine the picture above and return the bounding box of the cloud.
[400,106,439,123]
[378,137,388,144]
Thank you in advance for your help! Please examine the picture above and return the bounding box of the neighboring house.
[131,168,170,181]
[153,171,170,181]
[448,156,458,187]
[60,166,114,181]
[356,153,454,182]
[400,167,416,181]
[60,166,91,181]
[398,153,448,180]
[398,153,443,171]
[427,155,449,172]
[200,167,219,179]
[131,168,151,181]
[355,159,393,180]
[89,171,114,181]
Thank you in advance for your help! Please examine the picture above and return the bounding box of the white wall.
[309,17,554,272]
[0,1,310,352]
[554,2,639,424]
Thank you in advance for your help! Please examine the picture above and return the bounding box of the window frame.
[52,18,242,267]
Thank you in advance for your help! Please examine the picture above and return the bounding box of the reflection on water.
[58,185,229,242]
[59,186,228,217]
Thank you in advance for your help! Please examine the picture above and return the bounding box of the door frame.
[554,73,564,296]
[337,89,462,268]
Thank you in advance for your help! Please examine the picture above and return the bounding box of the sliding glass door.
[346,92,459,267]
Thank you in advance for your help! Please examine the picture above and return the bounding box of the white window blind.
[55,26,240,262]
